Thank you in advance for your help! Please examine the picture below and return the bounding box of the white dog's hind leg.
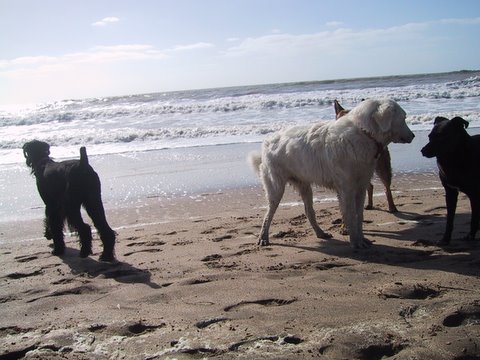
[297,182,332,239]
[259,174,285,246]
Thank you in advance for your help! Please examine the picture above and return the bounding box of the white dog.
[249,99,414,249]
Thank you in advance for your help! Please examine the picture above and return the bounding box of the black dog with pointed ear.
[23,140,116,261]
[421,116,480,244]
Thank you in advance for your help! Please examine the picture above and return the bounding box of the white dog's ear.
[372,102,394,133]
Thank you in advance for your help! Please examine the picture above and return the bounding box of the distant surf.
[1,70,479,165]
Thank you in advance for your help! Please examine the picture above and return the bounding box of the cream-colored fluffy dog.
[249,98,414,249]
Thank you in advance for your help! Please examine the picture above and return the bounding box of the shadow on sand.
[274,211,480,277]
[59,247,162,289]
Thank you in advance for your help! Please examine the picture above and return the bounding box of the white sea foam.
[1,71,479,165]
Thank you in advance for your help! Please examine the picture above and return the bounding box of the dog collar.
[361,129,384,159]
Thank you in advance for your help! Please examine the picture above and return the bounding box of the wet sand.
[1,171,480,359]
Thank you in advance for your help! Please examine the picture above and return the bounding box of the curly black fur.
[23,140,116,262]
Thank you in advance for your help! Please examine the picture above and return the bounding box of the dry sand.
[1,172,480,359]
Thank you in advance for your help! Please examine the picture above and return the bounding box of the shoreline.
[1,170,440,244]
[0,128,442,228]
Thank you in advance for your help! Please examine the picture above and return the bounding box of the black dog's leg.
[46,204,66,256]
[466,195,480,241]
[440,185,458,245]
[365,183,374,210]
[67,205,93,258]
[376,149,397,213]
[43,213,52,240]
[85,174,116,262]
[87,204,116,262]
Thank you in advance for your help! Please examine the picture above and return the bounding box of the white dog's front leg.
[339,187,371,249]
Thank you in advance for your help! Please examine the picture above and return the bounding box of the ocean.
[1,70,480,229]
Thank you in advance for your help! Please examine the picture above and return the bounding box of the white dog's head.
[349,99,414,145]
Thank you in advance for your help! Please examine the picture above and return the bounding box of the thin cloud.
[224,17,480,57]
[10,55,58,66]
[224,32,332,57]
[92,16,120,27]
[0,41,216,78]
[0,44,166,77]
[169,42,215,52]
[326,21,344,28]
[436,17,480,25]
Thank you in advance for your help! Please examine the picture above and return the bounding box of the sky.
[1,0,480,105]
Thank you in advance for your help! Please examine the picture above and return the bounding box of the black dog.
[23,140,116,261]
[421,116,480,244]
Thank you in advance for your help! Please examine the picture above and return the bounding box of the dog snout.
[396,130,415,144]
[421,144,435,158]
[404,131,415,143]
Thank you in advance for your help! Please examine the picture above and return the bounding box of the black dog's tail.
[80,147,89,166]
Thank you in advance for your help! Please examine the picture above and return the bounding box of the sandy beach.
[1,170,480,359]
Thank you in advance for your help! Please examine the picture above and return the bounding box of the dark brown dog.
[334,100,397,212]
[421,116,480,244]
[23,140,116,261]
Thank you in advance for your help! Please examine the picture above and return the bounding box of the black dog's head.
[421,116,469,158]
[23,140,51,169]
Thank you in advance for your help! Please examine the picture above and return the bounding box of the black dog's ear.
[22,143,29,159]
[451,116,469,129]
[334,100,344,114]
[434,116,449,125]
[43,142,50,156]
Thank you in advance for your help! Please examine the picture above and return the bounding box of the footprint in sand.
[289,214,307,226]
[195,317,230,329]
[289,259,350,271]
[212,234,233,242]
[181,278,213,285]
[314,261,350,271]
[4,269,43,279]
[233,248,258,256]
[442,303,480,327]
[318,332,406,360]
[51,277,76,285]
[168,325,302,355]
[201,254,222,262]
[0,294,17,303]
[125,240,166,247]
[26,284,103,303]
[168,345,220,356]
[172,240,193,246]
[377,282,441,300]
[272,229,298,238]
[200,226,223,234]
[200,253,241,270]
[123,248,163,257]
[14,255,39,263]
[229,335,303,351]
[99,268,151,282]
[88,320,166,337]
[224,298,296,312]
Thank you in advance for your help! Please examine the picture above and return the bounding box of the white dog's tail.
[247,151,262,177]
